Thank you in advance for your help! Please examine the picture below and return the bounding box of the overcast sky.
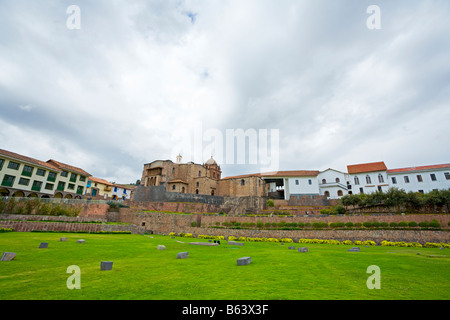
[1,0,449,183]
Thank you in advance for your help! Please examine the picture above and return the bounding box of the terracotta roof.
[347,162,387,174]
[261,170,320,177]
[89,177,114,186]
[222,170,319,180]
[168,179,189,184]
[387,164,450,174]
[47,159,91,177]
[0,149,61,171]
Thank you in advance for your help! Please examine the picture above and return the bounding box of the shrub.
[389,222,398,228]
[398,221,408,227]
[298,222,304,228]
[329,222,336,228]
[320,209,331,215]
[363,222,372,228]
[336,222,345,228]
[372,222,380,228]
[354,222,362,227]
[0,228,14,233]
[429,219,441,228]
[169,232,176,236]
[345,222,354,228]
[190,221,197,227]
[380,222,389,228]
[264,222,272,228]
[256,221,264,228]
[419,221,429,228]
[266,199,275,207]
[408,221,418,227]
[334,205,346,215]
[342,240,353,245]
[183,233,194,238]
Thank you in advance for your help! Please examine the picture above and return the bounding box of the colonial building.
[346,161,390,195]
[0,149,90,199]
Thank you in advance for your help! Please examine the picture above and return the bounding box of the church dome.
[205,156,217,165]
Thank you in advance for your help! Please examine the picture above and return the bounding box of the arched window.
[172,168,175,175]
[324,191,330,197]
[241,179,245,186]
[366,175,372,184]
[337,190,343,197]
[172,185,176,190]
[198,170,201,177]
[211,190,215,196]
[335,177,340,183]
[378,174,384,183]
[354,177,360,185]
[322,179,327,184]
[195,189,199,194]
[181,187,185,193]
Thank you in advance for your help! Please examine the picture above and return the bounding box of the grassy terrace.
[1,232,449,300]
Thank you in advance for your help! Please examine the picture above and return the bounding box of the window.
[195,189,199,194]
[337,190,343,197]
[68,183,75,190]
[2,175,16,187]
[123,189,127,194]
[22,165,33,177]
[445,172,450,180]
[47,172,57,182]
[377,186,382,192]
[417,175,423,182]
[392,177,397,184]
[198,171,201,177]
[308,179,312,185]
[404,176,410,183]
[295,180,299,185]
[241,179,245,186]
[36,168,46,176]
[57,181,65,191]
[378,174,384,183]
[418,190,424,194]
[45,183,54,191]
[322,179,327,184]
[172,185,176,190]
[114,186,118,192]
[70,173,77,182]
[196,182,199,187]
[18,177,30,186]
[366,175,372,184]
[0,158,4,170]
[79,176,86,182]
[324,191,330,197]
[430,174,437,181]
[61,171,68,177]
[31,181,42,192]
[354,177,360,185]
[8,161,20,170]
[359,187,364,194]
[336,178,340,183]
[76,186,84,195]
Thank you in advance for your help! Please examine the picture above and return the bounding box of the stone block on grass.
[77,239,85,244]
[227,241,244,246]
[288,246,296,250]
[39,242,48,249]
[101,261,113,271]
[177,252,189,259]
[298,247,308,253]
[60,237,67,242]
[348,247,361,252]
[1,252,16,261]
[237,257,251,266]
[157,245,166,250]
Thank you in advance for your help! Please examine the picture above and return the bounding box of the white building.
[318,168,349,199]
[111,184,134,200]
[261,170,320,200]
[346,161,389,195]
[387,164,450,193]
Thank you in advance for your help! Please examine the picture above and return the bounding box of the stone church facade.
[140,155,265,198]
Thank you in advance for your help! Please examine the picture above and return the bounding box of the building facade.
[0,149,90,199]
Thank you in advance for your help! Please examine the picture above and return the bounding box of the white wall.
[348,170,389,194]
[388,169,450,193]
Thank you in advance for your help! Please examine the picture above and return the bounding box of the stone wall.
[116,209,450,244]
[0,214,144,234]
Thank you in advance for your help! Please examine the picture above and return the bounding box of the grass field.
[0,232,449,300]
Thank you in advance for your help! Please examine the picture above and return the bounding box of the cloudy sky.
[1,0,449,183]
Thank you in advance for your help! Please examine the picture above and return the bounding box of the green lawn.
[0,232,449,300]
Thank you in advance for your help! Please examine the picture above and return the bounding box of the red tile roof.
[47,159,91,177]
[347,162,387,174]
[222,170,319,180]
[89,176,114,186]
[387,164,450,173]
[0,149,61,171]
